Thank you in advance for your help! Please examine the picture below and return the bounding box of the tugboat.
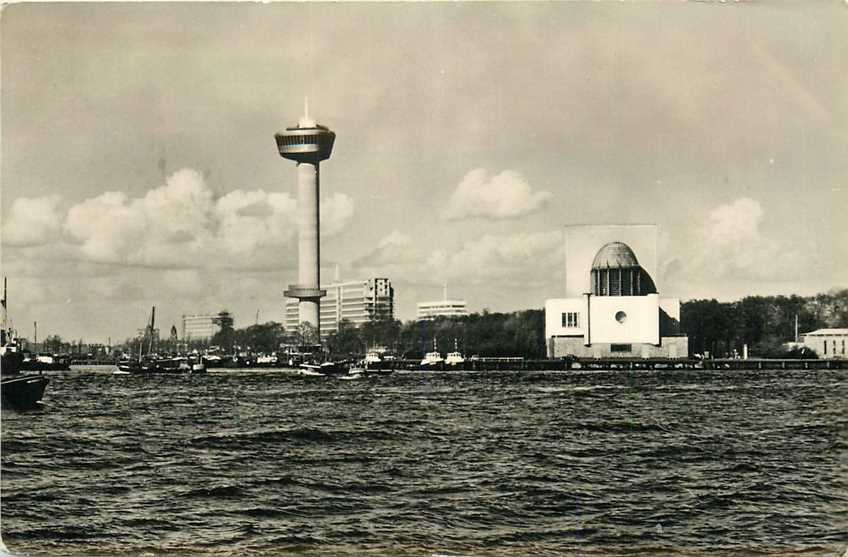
[1,279,49,410]
[445,339,466,369]
[419,338,445,370]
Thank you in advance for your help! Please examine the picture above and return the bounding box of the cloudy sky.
[2,2,846,342]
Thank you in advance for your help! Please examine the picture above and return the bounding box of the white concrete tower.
[275,100,336,337]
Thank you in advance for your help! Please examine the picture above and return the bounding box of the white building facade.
[417,300,469,320]
[545,224,688,359]
[182,313,231,341]
[801,329,848,359]
[285,278,394,337]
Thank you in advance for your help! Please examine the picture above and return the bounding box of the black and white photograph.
[1,2,846,556]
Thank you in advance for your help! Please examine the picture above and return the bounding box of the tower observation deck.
[275,100,336,337]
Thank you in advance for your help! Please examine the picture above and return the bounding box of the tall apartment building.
[182,311,234,341]
[285,278,394,336]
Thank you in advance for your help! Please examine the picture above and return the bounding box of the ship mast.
[148,306,156,356]
[1,277,7,345]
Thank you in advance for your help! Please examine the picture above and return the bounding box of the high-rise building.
[417,283,468,320]
[285,278,394,337]
[275,99,336,338]
[417,300,469,320]
[182,311,233,341]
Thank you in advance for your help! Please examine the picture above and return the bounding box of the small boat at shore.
[420,339,444,370]
[445,339,466,367]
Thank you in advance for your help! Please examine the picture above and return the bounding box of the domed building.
[590,242,656,297]
[545,225,688,359]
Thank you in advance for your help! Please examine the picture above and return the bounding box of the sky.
[2,2,847,343]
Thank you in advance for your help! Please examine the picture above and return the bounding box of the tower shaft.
[276,102,335,342]
[297,161,321,329]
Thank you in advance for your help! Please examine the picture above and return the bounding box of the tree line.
[324,310,546,360]
[680,289,847,358]
[197,290,848,359]
[36,289,847,360]
[205,310,547,360]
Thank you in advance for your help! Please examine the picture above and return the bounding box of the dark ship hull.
[1,373,49,410]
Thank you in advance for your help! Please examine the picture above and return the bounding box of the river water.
[1,367,846,557]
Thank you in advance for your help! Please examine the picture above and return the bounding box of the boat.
[190,355,207,373]
[298,360,350,377]
[420,339,444,370]
[346,348,389,375]
[22,353,71,372]
[255,353,279,368]
[1,373,49,410]
[116,358,141,373]
[144,356,191,373]
[1,278,49,410]
[445,339,466,368]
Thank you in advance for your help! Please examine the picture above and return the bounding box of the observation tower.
[275,100,336,337]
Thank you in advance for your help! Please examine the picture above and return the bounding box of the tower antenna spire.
[299,96,316,128]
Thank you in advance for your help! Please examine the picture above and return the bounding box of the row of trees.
[680,290,848,358]
[324,310,546,359]
[64,289,847,360]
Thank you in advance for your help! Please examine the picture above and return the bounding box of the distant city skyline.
[2,3,846,342]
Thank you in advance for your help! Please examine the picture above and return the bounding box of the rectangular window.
[561,312,579,328]
[842,340,845,355]
[824,341,827,355]
[611,344,632,353]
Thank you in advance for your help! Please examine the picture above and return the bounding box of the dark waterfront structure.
[275,100,336,338]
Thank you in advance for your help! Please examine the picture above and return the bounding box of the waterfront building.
[417,283,468,321]
[275,100,336,338]
[800,328,848,359]
[545,224,688,359]
[285,278,394,337]
[182,311,234,341]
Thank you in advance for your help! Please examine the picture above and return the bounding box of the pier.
[375,357,848,372]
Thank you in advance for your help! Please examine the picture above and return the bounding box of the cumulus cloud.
[704,197,763,245]
[349,228,564,292]
[443,169,552,221]
[57,167,354,269]
[425,231,564,286]
[350,230,414,270]
[664,197,806,287]
[321,193,355,237]
[1,195,64,247]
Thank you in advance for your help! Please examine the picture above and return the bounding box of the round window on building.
[615,311,627,324]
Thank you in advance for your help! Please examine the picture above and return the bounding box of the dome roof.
[591,242,639,269]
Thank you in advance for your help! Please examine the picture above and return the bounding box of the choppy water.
[1,367,847,557]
